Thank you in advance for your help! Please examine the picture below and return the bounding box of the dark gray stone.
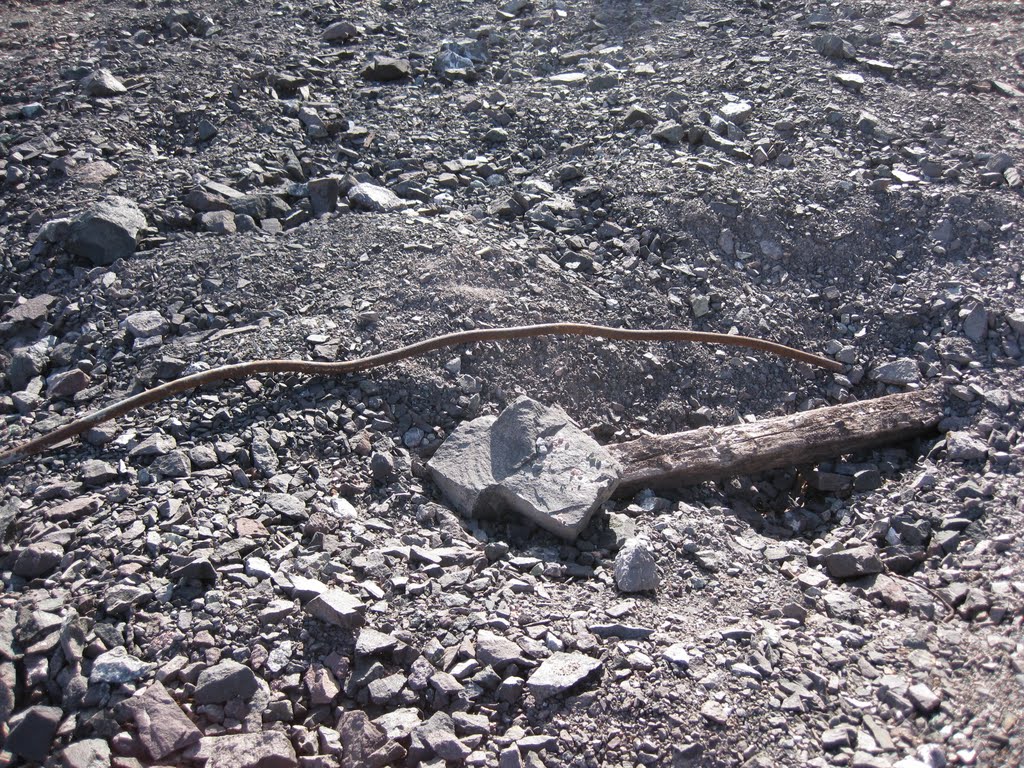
[67,196,146,265]
[308,176,341,215]
[5,705,62,761]
[824,545,883,580]
[8,341,50,390]
[362,56,411,81]
[194,660,259,703]
[82,68,127,96]
[324,20,359,42]
[306,588,366,628]
[13,540,64,578]
[128,681,202,760]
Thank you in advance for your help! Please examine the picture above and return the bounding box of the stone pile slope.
[1,0,1022,766]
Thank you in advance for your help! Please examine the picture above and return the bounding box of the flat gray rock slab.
[128,681,202,760]
[348,182,405,212]
[305,588,366,628]
[428,396,622,540]
[527,652,603,701]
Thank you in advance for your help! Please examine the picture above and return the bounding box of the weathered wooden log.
[609,389,942,494]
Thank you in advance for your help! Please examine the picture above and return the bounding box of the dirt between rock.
[0,0,1022,766]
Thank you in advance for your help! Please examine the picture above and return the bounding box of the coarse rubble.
[1,0,1023,766]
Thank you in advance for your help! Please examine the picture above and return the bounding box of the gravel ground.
[1,0,1022,766]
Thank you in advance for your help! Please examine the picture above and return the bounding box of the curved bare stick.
[0,322,841,466]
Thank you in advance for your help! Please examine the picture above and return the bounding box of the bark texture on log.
[610,390,942,494]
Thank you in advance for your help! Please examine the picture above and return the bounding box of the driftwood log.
[609,389,942,494]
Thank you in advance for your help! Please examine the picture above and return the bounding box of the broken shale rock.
[194,659,259,703]
[527,652,603,701]
[191,731,297,768]
[428,396,622,540]
[127,681,202,760]
[66,196,146,265]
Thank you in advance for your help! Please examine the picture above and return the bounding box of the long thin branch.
[0,322,841,466]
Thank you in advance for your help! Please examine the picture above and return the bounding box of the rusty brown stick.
[0,322,840,467]
[609,389,941,494]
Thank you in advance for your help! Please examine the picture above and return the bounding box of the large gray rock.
[125,310,169,339]
[192,732,297,768]
[527,652,603,701]
[347,182,405,212]
[428,397,622,540]
[410,712,469,762]
[82,68,127,96]
[66,196,146,265]
[869,358,920,385]
[613,538,659,592]
[5,705,62,762]
[361,56,411,81]
[824,545,883,580]
[13,540,64,578]
[305,588,366,628]
[90,646,153,684]
[8,341,51,390]
[60,739,111,768]
[128,681,202,760]
[194,660,259,703]
[339,710,405,768]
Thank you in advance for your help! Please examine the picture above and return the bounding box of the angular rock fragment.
[8,341,50,390]
[13,540,64,578]
[66,196,146,265]
[527,652,603,701]
[652,120,686,144]
[476,629,530,670]
[306,588,366,628]
[90,646,153,684]
[194,659,259,703]
[150,450,191,478]
[614,538,659,592]
[60,738,111,768]
[824,545,883,580]
[428,397,622,540]
[362,56,411,81]
[339,710,405,768]
[355,627,399,656]
[945,431,987,461]
[308,176,342,215]
[47,368,91,398]
[323,20,359,42]
[201,209,236,234]
[410,711,470,762]
[813,34,856,60]
[82,68,127,96]
[700,700,732,726]
[192,732,297,768]
[348,183,405,212]
[128,681,202,760]
[126,310,169,339]
[5,705,62,762]
[869,358,920,385]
